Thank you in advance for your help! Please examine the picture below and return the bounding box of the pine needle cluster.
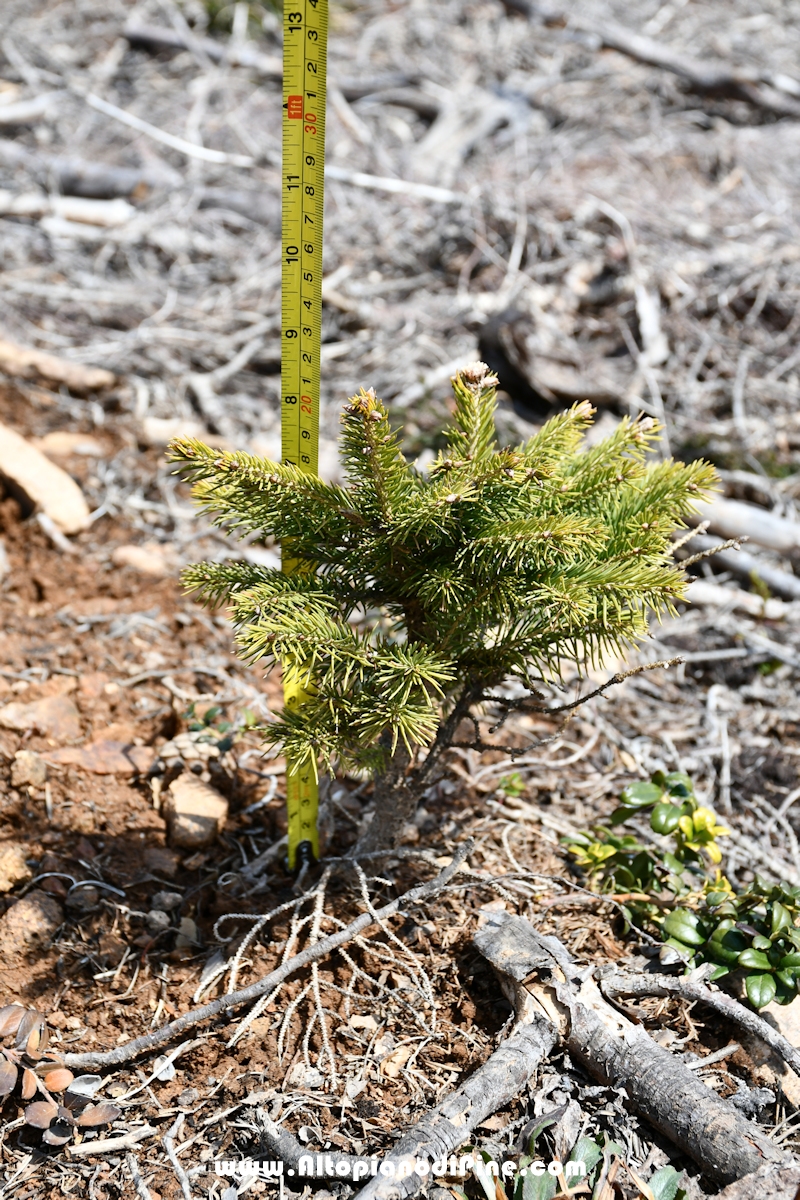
[169,363,716,848]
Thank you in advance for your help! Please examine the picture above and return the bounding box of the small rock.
[151,890,182,912]
[111,542,176,578]
[145,909,171,933]
[75,837,97,862]
[176,1086,200,1107]
[0,696,81,739]
[143,847,180,877]
[0,890,63,960]
[0,842,32,892]
[160,732,220,763]
[141,416,206,447]
[0,694,81,742]
[78,672,110,700]
[0,422,90,534]
[153,1054,177,1082]
[66,886,99,912]
[164,776,228,849]
[97,933,127,964]
[175,916,199,949]
[34,431,104,459]
[47,724,154,774]
[11,749,47,788]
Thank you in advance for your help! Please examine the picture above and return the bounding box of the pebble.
[164,775,229,849]
[151,890,182,912]
[10,749,47,788]
[0,890,63,960]
[0,841,32,892]
[0,695,81,742]
[145,909,171,933]
[34,431,104,458]
[143,847,180,877]
[0,422,90,533]
[111,542,176,578]
[65,886,99,912]
[47,730,154,775]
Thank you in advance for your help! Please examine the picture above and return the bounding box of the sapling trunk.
[170,363,717,854]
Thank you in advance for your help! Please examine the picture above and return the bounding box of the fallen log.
[693,497,800,556]
[0,140,178,199]
[474,911,792,1186]
[714,1164,800,1200]
[598,970,800,1081]
[123,21,282,77]
[123,22,426,110]
[0,337,115,393]
[677,534,800,601]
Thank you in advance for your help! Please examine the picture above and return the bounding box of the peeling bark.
[474,912,792,1187]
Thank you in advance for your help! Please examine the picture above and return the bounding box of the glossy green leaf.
[707,929,747,965]
[772,901,793,937]
[738,948,772,971]
[663,772,694,798]
[650,802,683,834]
[662,909,705,946]
[751,934,772,951]
[746,972,777,1008]
[780,952,800,970]
[619,782,663,809]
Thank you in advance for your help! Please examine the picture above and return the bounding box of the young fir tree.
[169,363,716,852]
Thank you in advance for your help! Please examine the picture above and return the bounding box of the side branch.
[63,843,472,1071]
[599,970,800,1080]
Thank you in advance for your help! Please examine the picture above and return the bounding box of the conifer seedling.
[169,364,716,851]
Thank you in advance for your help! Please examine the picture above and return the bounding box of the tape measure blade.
[281,0,328,871]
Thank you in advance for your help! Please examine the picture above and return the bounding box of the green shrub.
[566,772,800,1008]
[169,363,715,850]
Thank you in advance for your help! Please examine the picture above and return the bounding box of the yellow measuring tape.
[281,0,328,870]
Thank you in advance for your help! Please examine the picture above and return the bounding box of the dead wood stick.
[254,1015,555,1196]
[63,843,471,1071]
[676,534,800,601]
[714,1163,800,1200]
[0,336,115,393]
[474,912,792,1185]
[68,1124,156,1157]
[505,3,800,119]
[351,1020,558,1200]
[124,21,282,77]
[0,140,178,200]
[123,24,428,110]
[599,970,800,1079]
[691,497,800,556]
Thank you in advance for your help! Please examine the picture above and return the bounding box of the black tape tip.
[286,840,317,874]
[296,840,316,868]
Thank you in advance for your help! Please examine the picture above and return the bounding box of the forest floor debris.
[4,0,800,1196]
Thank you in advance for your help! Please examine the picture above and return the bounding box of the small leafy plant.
[566,773,800,1008]
[170,364,715,851]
